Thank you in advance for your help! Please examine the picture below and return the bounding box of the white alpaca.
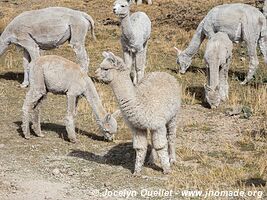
[96,51,181,175]
[175,3,267,85]
[136,0,152,5]
[22,55,117,143]
[204,32,233,108]
[0,7,96,88]
[113,0,151,85]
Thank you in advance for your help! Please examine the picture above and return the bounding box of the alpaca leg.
[135,49,146,84]
[152,127,171,174]
[147,0,152,4]
[259,33,267,64]
[21,50,31,88]
[22,90,44,139]
[124,51,135,84]
[148,148,158,165]
[136,0,142,5]
[132,128,148,176]
[31,95,46,137]
[219,58,230,101]
[65,95,77,143]
[167,115,178,165]
[241,29,260,84]
[70,26,89,72]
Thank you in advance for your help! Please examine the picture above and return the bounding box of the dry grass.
[0,0,267,199]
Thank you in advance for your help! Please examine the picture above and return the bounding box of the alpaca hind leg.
[136,0,142,5]
[132,128,148,176]
[219,59,230,101]
[21,50,31,88]
[69,25,89,72]
[152,127,171,174]
[65,95,77,143]
[31,95,46,137]
[167,115,178,165]
[22,91,44,139]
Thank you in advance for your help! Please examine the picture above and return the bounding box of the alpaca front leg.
[147,0,152,4]
[152,127,171,174]
[132,129,147,176]
[65,95,77,143]
[219,60,230,101]
[135,46,147,84]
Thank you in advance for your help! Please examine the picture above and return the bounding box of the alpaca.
[113,0,151,85]
[204,32,233,108]
[264,0,267,17]
[0,7,96,88]
[96,51,181,175]
[22,55,117,143]
[136,0,152,5]
[175,3,267,85]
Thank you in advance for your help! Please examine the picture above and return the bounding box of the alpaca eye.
[121,5,125,7]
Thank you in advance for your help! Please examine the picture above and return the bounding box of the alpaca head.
[113,0,131,18]
[174,47,192,74]
[100,112,118,141]
[96,51,128,84]
[204,84,221,109]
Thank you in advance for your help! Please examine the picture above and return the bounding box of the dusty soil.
[0,0,267,200]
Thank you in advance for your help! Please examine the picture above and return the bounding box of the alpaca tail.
[82,13,97,41]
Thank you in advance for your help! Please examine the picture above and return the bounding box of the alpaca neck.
[110,71,136,108]
[120,14,135,42]
[84,77,107,122]
[183,21,205,58]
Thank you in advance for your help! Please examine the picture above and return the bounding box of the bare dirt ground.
[0,0,267,199]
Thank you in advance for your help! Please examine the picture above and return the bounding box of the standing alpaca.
[204,32,233,108]
[22,55,117,143]
[0,7,96,88]
[113,0,151,85]
[136,0,152,5]
[175,3,267,85]
[96,51,181,175]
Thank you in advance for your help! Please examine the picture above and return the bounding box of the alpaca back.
[130,12,151,41]
[29,55,86,95]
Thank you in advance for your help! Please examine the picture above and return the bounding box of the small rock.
[0,144,5,148]
[82,168,88,172]
[68,171,75,176]
[240,57,245,62]
[52,168,60,176]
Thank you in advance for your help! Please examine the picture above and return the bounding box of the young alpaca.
[113,0,151,85]
[175,3,267,85]
[0,7,96,88]
[96,51,181,175]
[22,55,117,143]
[204,32,233,109]
[136,0,152,5]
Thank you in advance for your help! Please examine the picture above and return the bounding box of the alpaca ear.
[174,47,182,55]
[111,110,121,119]
[105,113,111,121]
[102,51,110,58]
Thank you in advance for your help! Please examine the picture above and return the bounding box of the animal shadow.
[186,86,210,108]
[0,72,24,83]
[68,144,161,173]
[13,121,104,142]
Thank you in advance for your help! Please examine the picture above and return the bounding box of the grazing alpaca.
[22,55,117,143]
[96,51,181,175]
[175,3,267,85]
[204,32,233,108]
[0,7,96,88]
[113,0,151,85]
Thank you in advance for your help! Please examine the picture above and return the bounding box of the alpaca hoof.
[163,168,171,175]
[37,133,45,138]
[69,138,77,143]
[133,171,142,177]
[20,82,29,88]
[24,135,30,140]
[170,159,177,166]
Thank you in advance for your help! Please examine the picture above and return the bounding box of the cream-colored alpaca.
[22,55,117,143]
[96,51,181,175]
